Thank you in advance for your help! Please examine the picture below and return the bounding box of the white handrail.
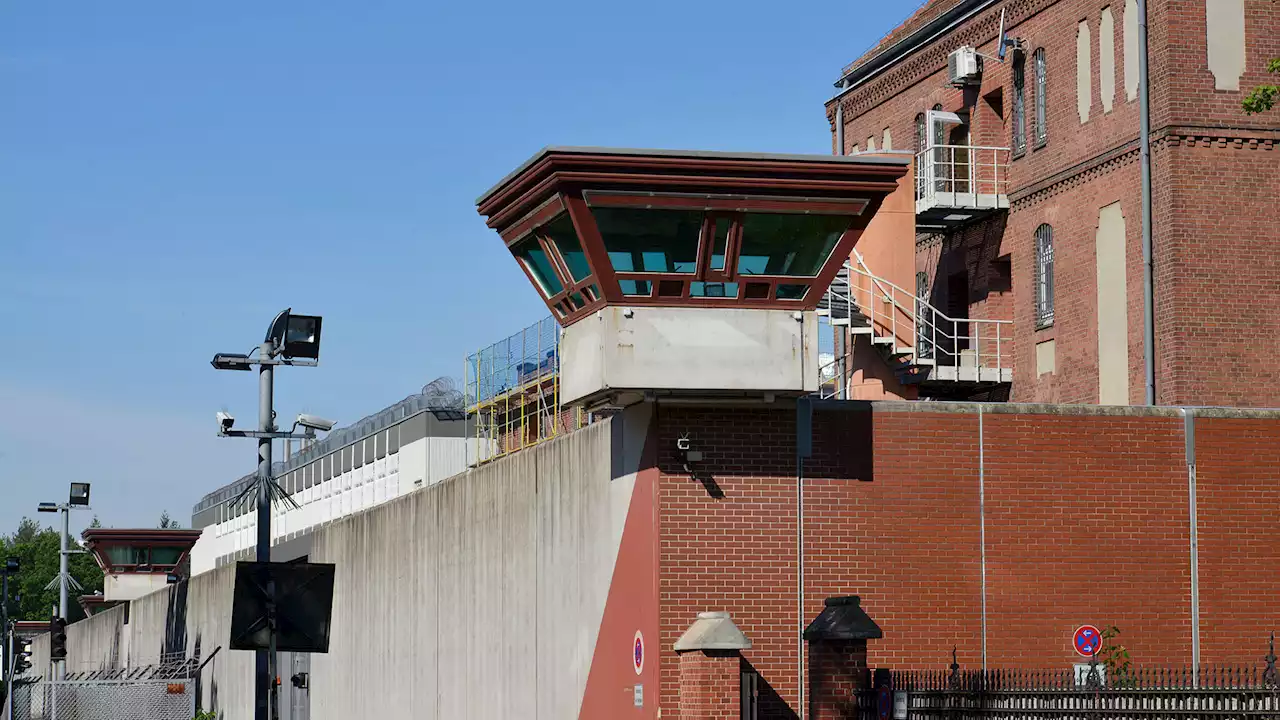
[915,145,1011,209]
[822,252,1013,392]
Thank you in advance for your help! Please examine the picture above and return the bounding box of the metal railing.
[915,145,1010,211]
[838,644,1280,720]
[819,250,1012,397]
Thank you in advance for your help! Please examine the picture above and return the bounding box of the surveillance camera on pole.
[210,307,330,720]
[295,414,336,433]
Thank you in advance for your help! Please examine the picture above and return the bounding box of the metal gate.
[8,676,195,720]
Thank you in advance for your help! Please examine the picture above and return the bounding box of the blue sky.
[0,2,905,533]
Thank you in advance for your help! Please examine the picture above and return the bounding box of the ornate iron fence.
[851,638,1280,720]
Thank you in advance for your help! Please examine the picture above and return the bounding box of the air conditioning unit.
[948,46,981,85]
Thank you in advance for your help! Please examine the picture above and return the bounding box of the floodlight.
[295,414,336,433]
[5,556,19,575]
[265,308,323,360]
[69,482,91,507]
[37,503,58,513]
[217,411,236,434]
[212,353,254,371]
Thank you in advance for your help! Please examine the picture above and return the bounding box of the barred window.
[1034,224,1055,327]
[915,113,926,152]
[1034,48,1048,147]
[932,103,945,147]
[1012,53,1027,155]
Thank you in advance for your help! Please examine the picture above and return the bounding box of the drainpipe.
[796,399,813,719]
[1138,0,1156,404]
[1183,408,1201,679]
[835,102,845,156]
[834,81,849,156]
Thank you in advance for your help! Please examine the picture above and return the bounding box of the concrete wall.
[30,419,628,719]
[104,573,170,603]
[310,418,626,719]
[190,432,476,576]
[562,306,819,405]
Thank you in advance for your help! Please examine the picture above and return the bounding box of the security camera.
[296,414,336,433]
[216,411,235,434]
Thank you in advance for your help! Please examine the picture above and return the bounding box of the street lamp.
[211,307,330,720]
[34,482,91,680]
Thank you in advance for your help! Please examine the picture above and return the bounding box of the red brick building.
[825,0,1280,406]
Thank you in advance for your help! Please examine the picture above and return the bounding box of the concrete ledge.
[812,400,1280,420]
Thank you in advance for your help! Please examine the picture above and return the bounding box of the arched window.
[931,103,945,147]
[915,113,926,152]
[1034,224,1055,327]
[1012,52,1027,155]
[1034,48,1048,147]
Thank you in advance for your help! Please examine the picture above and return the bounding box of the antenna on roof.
[996,8,1018,61]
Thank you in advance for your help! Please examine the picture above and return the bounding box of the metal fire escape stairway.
[816,250,1012,399]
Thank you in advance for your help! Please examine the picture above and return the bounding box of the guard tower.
[476,147,912,411]
[79,528,202,615]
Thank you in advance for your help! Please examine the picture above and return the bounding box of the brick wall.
[656,403,1280,719]
[678,651,742,720]
[808,641,871,720]
[828,0,1280,406]
[1154,140,1280,406]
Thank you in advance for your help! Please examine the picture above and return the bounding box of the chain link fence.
[8,676,195,720]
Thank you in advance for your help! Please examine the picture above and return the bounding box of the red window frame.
[584,191,864,307]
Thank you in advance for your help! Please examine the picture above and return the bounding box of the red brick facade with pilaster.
[826,0,1280,406]
[653,402,1280,719]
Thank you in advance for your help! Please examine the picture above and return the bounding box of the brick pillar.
[678,649,741,719]
[674,611,752,720]
[803,596,883,720]
[808,640,869,720]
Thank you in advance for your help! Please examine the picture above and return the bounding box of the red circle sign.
[633,631,645,675]
[1074,625,1102,656]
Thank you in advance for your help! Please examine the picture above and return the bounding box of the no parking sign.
[1074,625,1102,656]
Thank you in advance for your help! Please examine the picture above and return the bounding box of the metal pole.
[4,629,13,720]
[2,571,8,683]
[56,506,68,683]
[256,341,275,720]
[58,508,68,621]
[1138,0,1156,405]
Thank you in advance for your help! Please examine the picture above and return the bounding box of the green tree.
[0,518,104,622]
[158,511,181,529]
[88,516,102,529]
[1098,625,1135,688]
[1242,58,1280,115]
